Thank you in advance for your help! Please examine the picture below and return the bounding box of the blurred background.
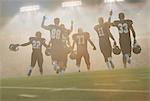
[0,0,149,77]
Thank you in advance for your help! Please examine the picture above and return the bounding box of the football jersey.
[72,32,90,51]
[94,22,110,41]
[48,24,63,46]
[112,19,133,39]
[29,37,46,51]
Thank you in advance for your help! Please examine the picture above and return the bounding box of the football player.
[41,16,65,73]
[94,16,116,69]
[60,20,73,71]
[72,28,96,72]
[18,32,48,76]
[111,12,137,68]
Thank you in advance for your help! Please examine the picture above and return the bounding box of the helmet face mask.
[69,51,77,60]
[133,44,141,54]
[113,45,121,55]
[45,47,52,56]
[9,44,19,52]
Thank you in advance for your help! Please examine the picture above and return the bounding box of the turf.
[0,67,150,101]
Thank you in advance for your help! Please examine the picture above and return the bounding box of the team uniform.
[20,37,47,76]
[94,22,112,62]
[72,32,90,68]
[61,28,71,68]
[112,20,133,57]
[48,25,65,62]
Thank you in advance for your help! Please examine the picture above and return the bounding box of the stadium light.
[104,0,124,3]
[62,0,82,7]
[20,5,40,12]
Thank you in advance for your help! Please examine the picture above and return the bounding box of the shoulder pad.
[41,38,46,42]
[113,20,120,25]
[29,37,34,42]
[126,19,133,25]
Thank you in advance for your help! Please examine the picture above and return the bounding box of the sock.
[52,61,58,71]
[76,65,80,72]
[28,66,33,71]
[106,62,111,70]
[108,57,112,62]
[125,54,131,63]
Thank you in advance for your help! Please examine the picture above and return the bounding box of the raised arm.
[72,41,76,50]
[68,20,74,34]
[108,10,113,23]
[41,16,50,30]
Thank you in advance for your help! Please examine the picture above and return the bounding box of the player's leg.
[51,49,59,73]
[83,52,90,70]
[28,52,37,76]
[76,53,82,72]
[104,56,111,70]
[123,54,127,68]
[126,40,132,64]
[58,60,65,75]
[64,54,68,70]
[108,57,115,69]
[120,39,127,68]
[38,52,43,75]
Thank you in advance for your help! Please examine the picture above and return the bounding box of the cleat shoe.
[27,69,32,77]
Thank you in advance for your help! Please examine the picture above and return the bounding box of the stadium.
[0,0,149,101]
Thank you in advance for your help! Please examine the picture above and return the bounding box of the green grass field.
[0,67,150,101]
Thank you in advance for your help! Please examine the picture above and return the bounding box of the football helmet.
[133,44,141,54]
[113,45,121,55]
[9,44,19,52]
[69,51,77,60]
[45,47,52,56]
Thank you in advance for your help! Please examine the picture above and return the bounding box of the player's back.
[94,22,110,41]
[72,32,90,52]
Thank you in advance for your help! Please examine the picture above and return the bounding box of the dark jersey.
[112,19,133,40]
[72,32,90,52]
[29,37,46,52]
[48,24,63,46]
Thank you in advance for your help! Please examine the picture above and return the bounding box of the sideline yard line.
[19,94,38,98]
[94,83,116,86]
[1,86,150,93]
[120,79,140,82]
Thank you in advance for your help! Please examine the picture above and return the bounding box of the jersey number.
[51,29,61,39]
[32,41,41,49]
[98,27,104,37]
[118,23,129,33]
[77,35,85,45]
